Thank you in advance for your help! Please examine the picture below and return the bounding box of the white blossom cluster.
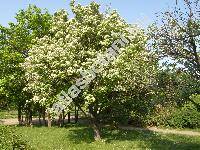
[22,1,155,114]
[53,35,130,114]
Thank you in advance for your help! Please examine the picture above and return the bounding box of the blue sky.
[0,0,181,27]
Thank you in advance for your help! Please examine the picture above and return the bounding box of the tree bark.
[62,110,65,126]
[47,111,51,127]
[42,107,46,125]
[88,106,101,141]
[76,104,101,140]
[58,113,62,127]
[67,112,70,123]
[91,117,101,140]
[75,106,78,123]
[22,114,24,123]
[39,109,41,125]
[25,109,29,126]
[17,106,22,125]
[29,109,33,127]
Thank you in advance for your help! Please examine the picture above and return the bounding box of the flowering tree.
[23,0,157,139]
[81,25,157,129]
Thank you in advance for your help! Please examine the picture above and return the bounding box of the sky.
[0,0,182,27]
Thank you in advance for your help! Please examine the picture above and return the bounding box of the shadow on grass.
[67,126,200,150]
[66,124,95,144]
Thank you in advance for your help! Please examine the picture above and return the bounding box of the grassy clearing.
[0,110,18,119]
[14,124,200,150]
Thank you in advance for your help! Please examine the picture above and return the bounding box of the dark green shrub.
[147,94,200,128]
[168,101,200,128]
[0,125,28,149]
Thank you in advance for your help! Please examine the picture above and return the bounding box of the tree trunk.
[62,110,65,126]
[17,107,22,125]
[25,110,29,126]
[92,122,101,141]
[76,104,101,141]
[39,109,41,125]
[58,113,62,127]
[68,112,70,123]
[28,109,33,127]
[75,106,78,123]
[47,111,51,127]
[89,112,101,141]
[22,114,23,123]
[42,107,46,125]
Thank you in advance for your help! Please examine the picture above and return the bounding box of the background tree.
[0,5,52,124]
[150,0,200,79]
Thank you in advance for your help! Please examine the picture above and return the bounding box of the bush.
[168,102,200,128]
[146,104,173,127]
[0,125,28,149]
[147,94,200,128]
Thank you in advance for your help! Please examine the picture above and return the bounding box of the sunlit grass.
[15,124,200,150]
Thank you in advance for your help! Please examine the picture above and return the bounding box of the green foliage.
[146,68,200,128]
[190,94,200,110]
[150,0,200,79]
[148,95,200,128]
[0,125,28,149]
[0,5,52,115]
[168,101,200,128]
[0,110,18,119]
[190,94,200,105]
[146,105,173,127]
[147,104,200,129]
[23,1,157,123]
[0,0,199,133]
[154,68,200,107]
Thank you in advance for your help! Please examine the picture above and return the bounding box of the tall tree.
[150,0,200,79]
[23,0,157,139]
[0,5,52,124]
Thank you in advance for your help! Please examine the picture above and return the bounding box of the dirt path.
[0,117,77,125]
[1,118,200,136]
[118,126,200,137]
[0,118,20,125]
[0,118,46,125]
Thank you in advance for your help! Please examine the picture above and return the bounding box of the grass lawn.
[15,124,200,150]
[0,110,18,119]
